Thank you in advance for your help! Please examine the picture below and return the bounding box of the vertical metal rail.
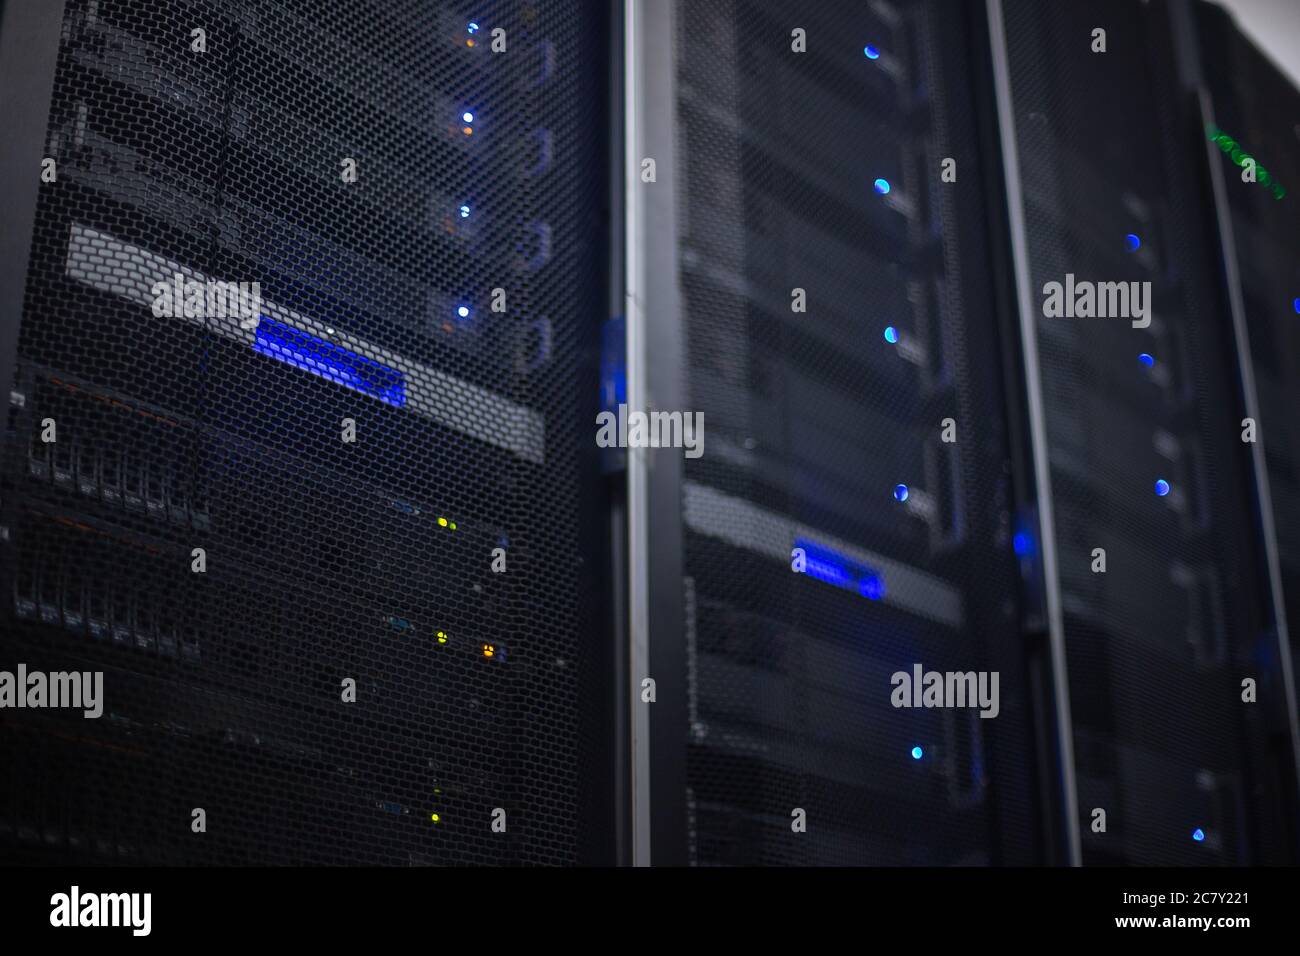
[986,0,1083,867]
[623,0,652,867]
[624,0,689,867]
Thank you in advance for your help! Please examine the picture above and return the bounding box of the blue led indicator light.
[467,22,480,34]
[884,326,899,344]
[1293,298,1300,314]
[600,316,628,411]
[874,178,891,195]
[459,204,471,219]
[864,45,880,59]
[894,484,909,503]
[457,305,471,319]
[1155,479,1170,497]
[1013,531,1033,557]
[1139,353,1154,367]
[462,111,475,124]
[1192,828,1205,842]
[1126,233,1141,252]
[911,746,923,760]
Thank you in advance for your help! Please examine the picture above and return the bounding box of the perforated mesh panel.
[673,0,1039,866]
[0,0,610,865]
[1001,0,1290,864]
[1198,0,1300,738]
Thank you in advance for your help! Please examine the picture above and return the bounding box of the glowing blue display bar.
[253,316,406,407]
[795,536,886,600]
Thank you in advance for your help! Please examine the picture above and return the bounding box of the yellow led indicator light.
[430,813,441,823]
[436,630,448,644]
[438,517,448,527]
[482,644,495,658]
[466,39,475,48]
[450,522,457,531]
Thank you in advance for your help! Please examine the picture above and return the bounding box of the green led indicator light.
[1208,125,1286,200]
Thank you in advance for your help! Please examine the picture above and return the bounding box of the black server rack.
[1196,0,1300,781]
[642,0,1052,866]
[995,0,1296,864]
[0,0,615,865]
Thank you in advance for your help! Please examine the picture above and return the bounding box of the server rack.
[992,0,1298,864]
[0,0,616,865]
[635,0,1057,866]
[1195,0,1300,823]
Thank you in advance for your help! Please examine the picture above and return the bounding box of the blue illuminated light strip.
[254,317,406,407]
[796,537,886,601]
